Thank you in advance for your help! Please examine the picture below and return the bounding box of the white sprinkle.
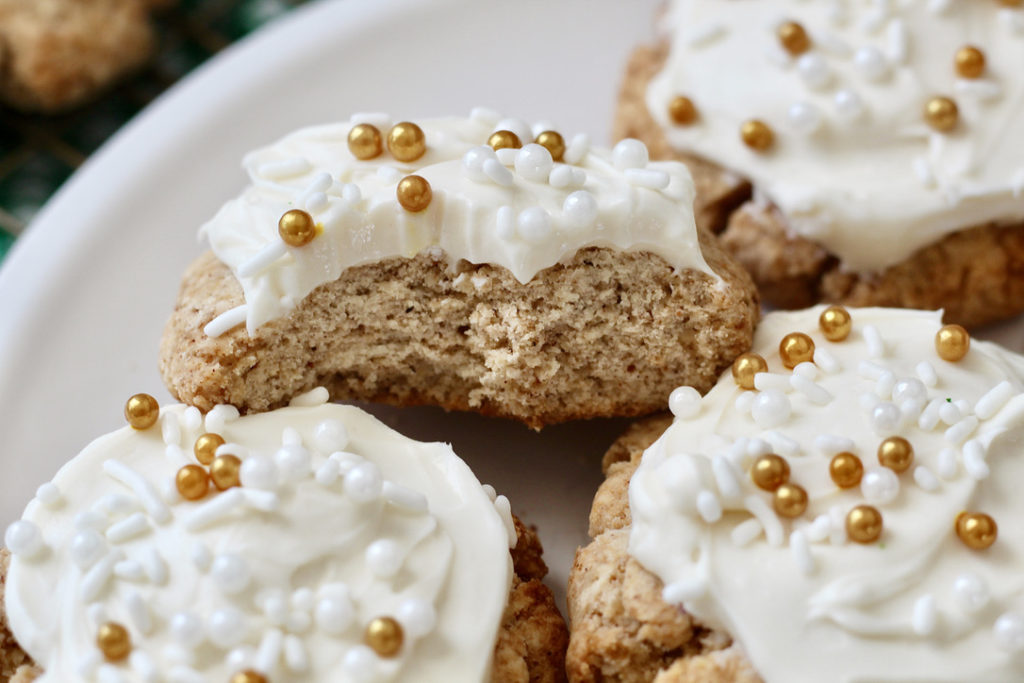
[817,32,852,56]
[279,427,302,447]
[257,158,311,179]
[130,651,159,683]
[5,520,44,558]
[747,438,771,458]
[496,148,517,165]
[858,360,887,380]
[315,596,354,635]
[77,651,102,677]
[790,530,815,575]
[919,398,944,431]
[754,372,791,393]
[744,495,784,547]
[481,484,497,502]
[287,610,311,635]
[834,89,864,121]
[860,8,888,34]
[963,439,989,480]
[88,602,109,627]
[797,53,832,89]
[793,362,817,380]
[238,241,288,278]
[483,158,514,187]
[937,447,959,480]
[70,529,106,569]
[953,572,990,613]
[142,548,168,585]
[341,183,361,204]
[860,391,881,413]
[185,489,245,531]
[160,475,182,504]
[975,381,1014,420]
[204,305,247,337]
[912,594,937,636]
[900,399,925,425]
[954,398,972,416]
[686,21,726,46]
[377,166,402,183]
[734,391,756,415]
[208,404,240,430]
[862,468,900,504]
[563,133,590,165]
[517,207,552,244]
[289,387,329,407]
[875,371,896,399]
[663,576,708,604]
[731,518,763,546]
[549,164,576,189]
[181,406,202,432]
[956,78,1003,102]
[127,590,153,634]
[813,347,841,374]
[886,19,908,64]
[870,402,901,435]
[243,489,281,512]
[945,416,978,445]
[761,430,801,457]
[81,552,121,601]
[212,554,252,594]
[668,386,702,418]
[315,459,340,486]
[494,495,518,548]
[34,482,61,507]
[469,107,500,125]
[624,168,670,189]
[383,481,429,512]
[114,560,145,581]
[913,158,936,188]
[284,635,309,672]
[792,375,833,405]
[494,118,533,146]
[696,490,722,523]
[927,0,953,15]
[863,325,884,358]
[75,510,109,532]
[515,143,554,182]
[1000,8,1024,35]
[304,191,328,213]
[495,205,516,240]
[806,515,832,543]
[854,46,888,81]
[612,139,649,170]
[95,493,141,518]
[711,455,743,501]
[815,435,855,456]
[462,145,497,182]
[913,466,940,492]
[829,505,848,545]
[994,613,1024,653]
[365,539,403,578]
[161,412,182,447]
[106,513,149,543]
[562,189,598,229]
[103,460,170,524]
[256,628,285,673]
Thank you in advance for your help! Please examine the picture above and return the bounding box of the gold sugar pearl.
[956,511,998,550]
[819,305,852,342]
[365,616,404,658]
[488,129,522,151]
[230,672,268,683]
[210,454,242,491]
[194,432,225,466]
[387,122,427,162]
[773,482,809,518]
[124,393,159,430]
[878,436,914,473]
[779,332,815,369]
[829,452,864,489]
[534,130,566,162]
[999,0,1022,5]
[348,123,383,160]
[935,323,970,362]
[732,352,768,390]
[924,96,959,133]
[278,209,317,247]
[396,175,432,213]
[668,96,698,125]
[954,45,986,79]
[751,454,790,492]
[96,622,132,662]
[846,505,883,544]
[740,120,774,151]
[777,21,811,56]
[176,464,210,501]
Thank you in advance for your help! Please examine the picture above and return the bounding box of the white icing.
[5,403,511,682]
[629,307,1024,682]
[648,2,1024,272]
[201,113,709,333]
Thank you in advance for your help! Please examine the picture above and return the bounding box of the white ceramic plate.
[0,0,667,614]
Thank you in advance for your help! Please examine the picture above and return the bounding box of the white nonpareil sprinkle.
[793,362,817,380]
[734,391,756,415]
[185,489,245,531]
[858,360,887,380]
[975,381,1014,420]
[916,361,938,387]
[563,133,590,165]
[5,520,43,558]
[792,375,833,405]
[81,552,121,602]
[751,390,792,428]
[160,475,183,504]
[161,412,182,447]
[696,490,723,523]
[127,590,153,634]
[212,554,252,595]
[953,572,990,613]
[70,529,106,569]
[106,513,150,544]
[625,168,671,189]
[208,404,240,428]
[669,386,702,418]
[238,241,288,279]
[744,495,784,547]
[813,347,841,374]
[341,182,361,204]
[815,434,855,456]
[612,139,649,170]
[562,190,598,228]
[994,613,1024,653]
[496,147,517,166]
[103,460,171,524]
[289,387,329,407]
[939,401,961,425]
[863,325,885,358]
[95,493,140,517]
[284,634,310,672]
[886,19,908,64]
[203,305,248,338]
[893,378,927,405]
[875,371,896,399]
[469,106,499,125]
[761,430,800,457]
[731,517,763,546]
[956,78,1004,102]
[243,489,280,512]
[912,594,938,636]
[806,515,832,543]
[662,576,708,604]
[514,144,553,182]
[495,205,516,240]
[517,207,552,244]
[834,89,865,121]
[256,628,285,673]
[790,530,815,575]
[398,597,436,638]
[754,372,792,393]
[962,439,990,480]
[747,438,771,458]
[314,459,340,487]
[494,495,517,548]
[798,53,832,90]
[829,505,848,546]
[483,158,514,187]
[861,468,900,504]
[494,118,532,146]
[788,102,823,135]
[382,481,429,512]
[913,466,940,492]
[257,158,311,180]
[854,46,889,81]
[143,548,168,585]
[937,447,959,480]
[919,398,944,431]
[366,539,403,578]
[945,416,979,445]
[34,482,61,507]
[870,402,901,434]
[130,650,159,683]
[711,455,743,501]
[304,191,328,214]
[376,166,402,183]
[114,560,145,582]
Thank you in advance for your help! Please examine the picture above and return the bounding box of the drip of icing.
[5,402,512,682]
[201,112,709,334]
[629,307,1024,682]
[648,1,1024,272]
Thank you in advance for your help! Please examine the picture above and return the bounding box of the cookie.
[159,111,758,427]
[1,391,567,681]
[0,0,171,113]
[569,305,1024,681]
[616,2,1024,327]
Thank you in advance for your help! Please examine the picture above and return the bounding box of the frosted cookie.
[158,110,758,428]
[568,306,1024,681]
[0,390,567,682]
[617,1,1024,326]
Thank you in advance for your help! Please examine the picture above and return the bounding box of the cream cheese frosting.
[647,0,1024,272]
[4,394,513,682]
[198,110,710,334]
[628,307,1024,682]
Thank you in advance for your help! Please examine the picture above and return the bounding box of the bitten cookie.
[569,305,1024,681]
[0,0,172,113]
[1,390,567,682]
[616,2,1024,327]
[159,111,758,428]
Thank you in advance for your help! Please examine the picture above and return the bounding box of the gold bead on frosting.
[998,0,1022,6]
[956,511,997,550]
[935,324,970,362]
[210,454,242,490]
[278,209,317,247]
[779,332,815,369]
[732,352,768,390]
[348,123,383,160]
[878,436,914,473]
[740,120,774,151]
[176,464,210,501]
[488,130,522,151]
[829,452,864,489]
[194,432,225,466]
[924,96,959,133]
[819,305,852,342]
[846,505,883,544]
[777,21,811,56]
[751,454,790,492]
[534,130,566,161]
[124,393,159,430]
[365,616,404,657]
[387,122,426,162]
[773,482,809,518]
[97,622,131,662]
[668,96,698,125]
[230,672,268,683]
[954,46,986,79]
[396,175,432,213]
